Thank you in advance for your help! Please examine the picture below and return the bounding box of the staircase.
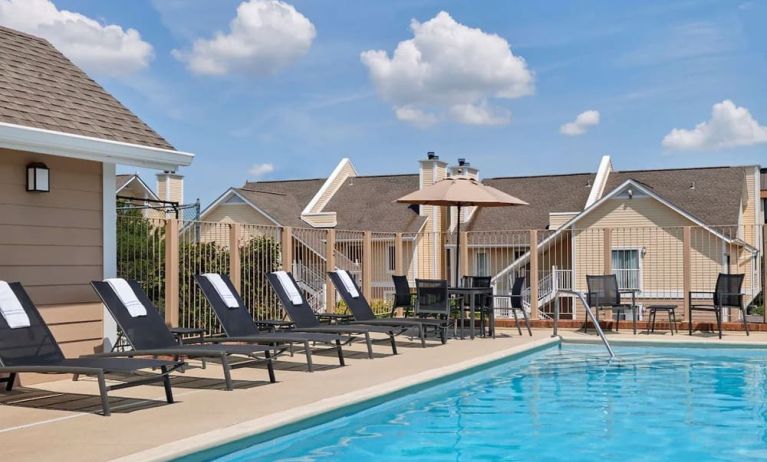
[293,261,326,312]
[520,268,572,320]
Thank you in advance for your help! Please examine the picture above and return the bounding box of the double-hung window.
[612,249,640,290]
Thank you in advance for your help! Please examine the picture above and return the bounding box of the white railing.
[293,261,326,312]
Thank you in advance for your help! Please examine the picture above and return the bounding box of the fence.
[117,216,766,332]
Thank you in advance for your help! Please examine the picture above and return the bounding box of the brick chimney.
[156,171,184,204]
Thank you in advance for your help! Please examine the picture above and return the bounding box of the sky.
[1,0,765,207]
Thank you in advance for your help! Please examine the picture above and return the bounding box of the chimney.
[156,170,184,204]
[449,157,479,179]
[419,152,448,192]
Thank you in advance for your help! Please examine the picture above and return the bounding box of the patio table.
[448,287,494,340]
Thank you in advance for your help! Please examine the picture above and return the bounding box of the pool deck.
[1,328,765,462]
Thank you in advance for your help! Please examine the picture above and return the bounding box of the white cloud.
[394,106,438,128]
[173,0,315,76]
[360,11,533,127]
[662,100,767,150]
[560,110,600,136]
[249,163,275,177]
[0,0,153,76]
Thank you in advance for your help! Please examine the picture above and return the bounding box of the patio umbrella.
[396,175,528,286]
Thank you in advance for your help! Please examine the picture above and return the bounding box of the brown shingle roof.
[325,174,426,233]
[116,174,135,191]
[0,26,174,150]
[465,173,596,231]
[239,178,325,227]
[604,166,745,226]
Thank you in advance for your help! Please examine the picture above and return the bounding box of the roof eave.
[0,122,194,170]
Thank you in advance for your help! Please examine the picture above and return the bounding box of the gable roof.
[604,166,745,226]
[238,179,326,227]
[0,26,173,150]
[324,174,426,233]
[465,173,596,231]
[116,174,158,200]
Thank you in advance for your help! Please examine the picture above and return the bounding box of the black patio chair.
[0,282,182,416]
[391,275,416,318]
[493,276,533,336]
[461,275,496,337]
[688,273,748,339]
[194,273,347,372]
[328,271,447,347]
[267,272,403,358]
[414,279,453,333]
[91,279,277,390]
[585,274,639,335]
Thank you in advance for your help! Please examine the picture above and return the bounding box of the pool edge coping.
[561,335,767,349]
[111,336,560,462]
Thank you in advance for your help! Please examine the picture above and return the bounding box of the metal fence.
[117,216,765,331]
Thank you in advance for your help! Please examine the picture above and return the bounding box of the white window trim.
[611,246,643,293]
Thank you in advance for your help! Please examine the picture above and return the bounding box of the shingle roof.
[604,166,745,226]
[465,173,596,231]
[0,26,174,150]
[325,174,426,233]
[239,179,325,227]
[116,174,135,192]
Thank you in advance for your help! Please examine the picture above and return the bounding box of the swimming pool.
[186,344,767,461]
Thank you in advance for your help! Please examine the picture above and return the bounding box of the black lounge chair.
[91,279,277,390]
[194,273,347,372]
[267,272,403,358]
[0,282,181,416]
[688,273,749,339]
[328,270,447,347]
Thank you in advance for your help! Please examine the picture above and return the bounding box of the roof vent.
[586,180,592,188]
[427,152,438,160]
[689,181,696,190]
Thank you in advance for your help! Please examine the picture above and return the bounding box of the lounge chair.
[91,279,277,390]
[328,270,447,347]
[194,273,347,372]
[0,281,181,416]
[267,271,403,358]
[391,275,416,317]
[688,273,748,339]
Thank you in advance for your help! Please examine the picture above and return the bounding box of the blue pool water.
[198,345,767,461]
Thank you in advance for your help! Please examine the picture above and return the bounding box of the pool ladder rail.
[552,289,616,359]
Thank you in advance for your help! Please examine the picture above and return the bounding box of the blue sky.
[4,0,766,206]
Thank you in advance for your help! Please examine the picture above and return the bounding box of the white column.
[102,163,118,350]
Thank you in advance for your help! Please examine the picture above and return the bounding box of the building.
[0,25,193,374]
[202,153,762,319]
[116,172,192,219]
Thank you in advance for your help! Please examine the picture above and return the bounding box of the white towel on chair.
[105,278,147,317]
[336,270,359,298]
[202,273,239,308]
[274,271,303,305]
[0,281,30,328]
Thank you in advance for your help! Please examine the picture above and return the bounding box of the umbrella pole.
[455,204,461,287]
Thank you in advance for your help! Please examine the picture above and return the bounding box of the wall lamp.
[26,162,50,192]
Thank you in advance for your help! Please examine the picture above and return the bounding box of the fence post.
[362,231,372,299]
[763,225,766,323]
[281,226,293,271]
[530,229,539,320]
[460,231,469,281]
[229,223,241,293]
[603,228,612,275]
[326,229,336,312]
[395,233,404,275]
[164,218,179,327]
[683,226,692,322]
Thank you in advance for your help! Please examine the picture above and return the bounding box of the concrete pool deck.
[1,328,765,462]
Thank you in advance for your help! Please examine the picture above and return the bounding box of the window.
[612,249,640,290]
[475,252,489,277]
[387,245,396,273]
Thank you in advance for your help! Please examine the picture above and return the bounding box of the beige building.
[203,153,762,318]
[0,25,194,378]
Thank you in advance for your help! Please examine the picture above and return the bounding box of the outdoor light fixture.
[26,162,50,192]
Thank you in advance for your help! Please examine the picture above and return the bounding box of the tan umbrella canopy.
[396,175,528,285]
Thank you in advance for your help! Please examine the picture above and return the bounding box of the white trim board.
[0,122,194,170]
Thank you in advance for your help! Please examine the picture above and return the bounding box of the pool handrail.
[553,288,616,358]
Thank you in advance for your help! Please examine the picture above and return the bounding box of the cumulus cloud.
[560,110,600,136]
[662,100,767,150]
[0,0,153,76]
[360,11,533,127]
[249,163,275,177]
[173,0,315,76]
